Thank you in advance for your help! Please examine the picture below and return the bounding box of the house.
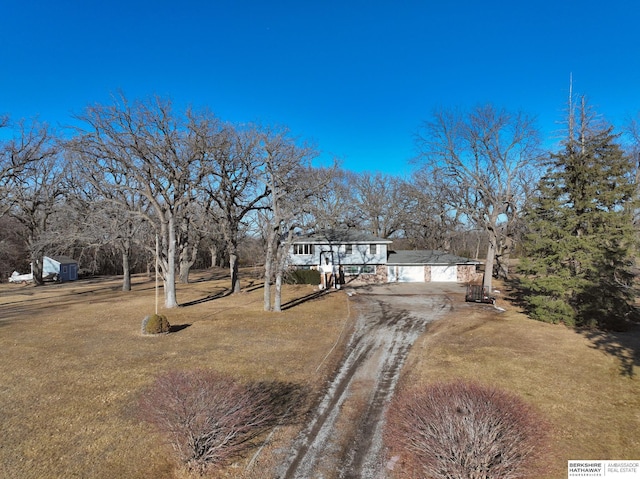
[43,255,78,282]
[288,230,481,285]
[288,230,392,287]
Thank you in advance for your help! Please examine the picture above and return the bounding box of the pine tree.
[520,100,637,329]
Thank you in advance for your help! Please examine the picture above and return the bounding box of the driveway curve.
[278,282,465,479]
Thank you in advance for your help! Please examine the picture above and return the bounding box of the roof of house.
[293,230,393,244]
[387,250,480,265]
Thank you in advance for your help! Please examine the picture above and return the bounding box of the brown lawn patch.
[0,269,352,479]
[400,282,640,478]
[3,274,639,478]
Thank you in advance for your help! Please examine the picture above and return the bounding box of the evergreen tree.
[520,101,637,329]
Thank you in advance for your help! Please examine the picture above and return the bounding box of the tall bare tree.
[72,95,208,307]
[201,123,270,294]
[4,121,63,284]
[403,168,463,251]
[306,168,359,231]
[259,128,325,312]
[415,105,541,291]
[350,172,408,238]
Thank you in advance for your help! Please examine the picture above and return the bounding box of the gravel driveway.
[278,282,465,479]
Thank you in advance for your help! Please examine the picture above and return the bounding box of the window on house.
[293,244,313,255]
[343,265,376,275]
[370,244,377,255]
[345,244,353,254]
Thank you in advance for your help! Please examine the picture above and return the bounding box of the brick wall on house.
[457,264,482,283]
[424,266,431,282]
[342,265,387,285]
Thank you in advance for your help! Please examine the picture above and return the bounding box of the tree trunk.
[229,250,241,293]
[122,250,131,292]
[483,234,497,293]
[263,235,275,311]
[32,254,44,285]
[209,245,218,268]
[178,242,198,284]
[274,270,283,312]
[178,261,190,284]
[164,217,179,308]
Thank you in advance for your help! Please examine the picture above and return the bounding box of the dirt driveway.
[278,282,466,479]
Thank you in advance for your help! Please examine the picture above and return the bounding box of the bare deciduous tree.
[72,95,209,307]
[3,121,63,284]
[415,105,540,291]
[402,168,463,251]
[306,168,360,231]
[259,128,326,311]
[201,123,270,294]
[350,172,407,238]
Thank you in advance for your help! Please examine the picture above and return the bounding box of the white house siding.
[289,243,388,268]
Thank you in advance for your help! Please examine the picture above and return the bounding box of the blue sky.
[2,1,639,175]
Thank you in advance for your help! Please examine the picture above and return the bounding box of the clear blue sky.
[2,1,639,174]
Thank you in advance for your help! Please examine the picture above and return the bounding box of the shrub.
[137,370,276,475]
[385,381,549,479]
[141,314,171,335]
[285,268,321,285]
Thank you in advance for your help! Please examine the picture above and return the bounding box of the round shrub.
[384,381,549,479]
[141,313,170,335]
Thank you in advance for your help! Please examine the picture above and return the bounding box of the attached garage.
[430,265,458,282]
[387,250,480,284]
[387,265,425,282]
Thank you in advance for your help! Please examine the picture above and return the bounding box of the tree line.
[2,93,639,326]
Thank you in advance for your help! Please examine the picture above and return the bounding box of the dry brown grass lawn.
[2,274,639,478]
[401,281,640,478]
[0,269,352,479]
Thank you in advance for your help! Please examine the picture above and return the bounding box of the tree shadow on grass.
[281,289,329,311]
[169,324,191,333]
[505,277,640,378]
[579,326,640,378]
[180,289,233,307]
[501,277,529,309]
[248,381,311,425]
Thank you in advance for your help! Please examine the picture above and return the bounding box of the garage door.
[431,265,458,282]
[387,266,425,282]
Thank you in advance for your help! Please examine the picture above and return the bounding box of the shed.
[43,256,79,282]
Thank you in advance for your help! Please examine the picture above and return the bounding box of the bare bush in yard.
[137,370,278,475]
[384,381,549,479]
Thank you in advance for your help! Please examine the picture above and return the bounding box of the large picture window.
[343,265,376,275]
[293,244,313,255]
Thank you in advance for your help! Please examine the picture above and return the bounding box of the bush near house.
[285,268,321,285]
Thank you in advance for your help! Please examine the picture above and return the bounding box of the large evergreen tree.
[520,101,637,329]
